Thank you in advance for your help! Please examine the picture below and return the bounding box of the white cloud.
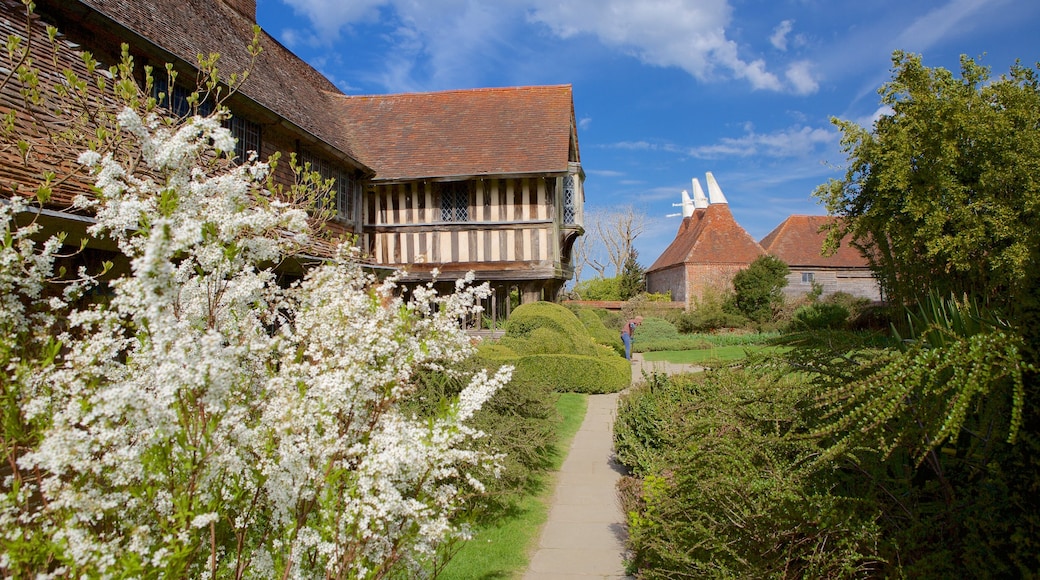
[579,116,593,131]
[279,0,385,41]
[770,19,794,51]
[688,125,837,159]
[527,0,787,91]
[587,168,625,178]
[894,0,992,52]
[276,0,807,93]
[785,60,818,95]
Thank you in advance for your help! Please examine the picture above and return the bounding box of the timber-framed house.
[337,86,585,312]
[1,0,585,310]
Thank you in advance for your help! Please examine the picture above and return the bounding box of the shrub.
[573,306,624,356]
[405,361,559,509]
[505,301,600,357]
[511,351,630,394]
[732,255,789,323]
[785,302,850,331]
[615,359,886,577]
[676,287,749,333]
[493,301,630,393]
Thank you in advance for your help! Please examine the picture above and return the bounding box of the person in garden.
[621,316,643,360]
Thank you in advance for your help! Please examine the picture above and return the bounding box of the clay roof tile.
[760,215,869,268]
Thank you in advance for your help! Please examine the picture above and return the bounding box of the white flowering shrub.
[1,102,508,578]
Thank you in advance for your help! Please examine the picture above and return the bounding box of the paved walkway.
[522,354,701,579]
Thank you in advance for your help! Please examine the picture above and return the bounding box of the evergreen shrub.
[511,351,631,394]
[492,301,631,393]
[572,306,624,356]
[614,359,886,577]
[785,302,850,331]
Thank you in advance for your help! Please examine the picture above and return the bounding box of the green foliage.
[404,363,559,507]
[615,362,885,578]
[573,276,622,300]
[675,288,749,333]
[814,294,1027,466]
[511,352,630,394]
[731,255,789,323]
[815,52,1040,311]
[571,306,624,356]
[494,301,630,393]
[627,317,712,353]
[618,249,645,300]
[785,302,850,332]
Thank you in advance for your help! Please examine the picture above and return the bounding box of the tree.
[810,52,1040,574]
[731,255,789,323]
[815,52,1040,312]
[618,249,645,300]
[583,206,647,277]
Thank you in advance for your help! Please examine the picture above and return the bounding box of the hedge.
[510,352,631,394]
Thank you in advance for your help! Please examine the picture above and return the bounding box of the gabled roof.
[647,204,764,272]
[760,215,868,268]
[61,0,362,166]
[333,85,578,182]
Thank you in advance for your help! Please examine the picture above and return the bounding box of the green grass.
[642,345,788,364]
[439,392,588,579]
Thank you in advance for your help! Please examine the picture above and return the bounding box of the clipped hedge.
[488,301,630,393]
[573,306,624,356]
[511,351,631,394]
[505,301,601,357]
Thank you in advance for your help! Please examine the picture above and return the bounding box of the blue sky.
[255,0,1039,271]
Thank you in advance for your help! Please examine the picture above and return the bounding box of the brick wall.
[646,265,687,303]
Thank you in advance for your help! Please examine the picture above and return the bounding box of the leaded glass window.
[563,174,577,224]
[440,182,469,222]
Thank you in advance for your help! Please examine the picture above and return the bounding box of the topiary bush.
[505,301,601,357]
[511,351,631,394]
[572,306,625,356]
[492,301,631,393]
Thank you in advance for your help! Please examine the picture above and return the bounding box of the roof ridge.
[335,84,573,100]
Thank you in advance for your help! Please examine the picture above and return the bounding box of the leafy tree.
[618,249,645,300]
[731,255,789,323]
[573,275,622,300]
[815,52,1040,312]
[812,52,1040,574]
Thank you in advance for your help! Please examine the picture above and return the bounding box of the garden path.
[522,354,701,579]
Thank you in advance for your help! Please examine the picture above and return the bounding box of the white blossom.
[4,105,507,578]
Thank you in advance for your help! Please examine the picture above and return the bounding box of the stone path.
[522,354,701,579]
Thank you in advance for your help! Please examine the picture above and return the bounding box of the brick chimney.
[222,0,256,22]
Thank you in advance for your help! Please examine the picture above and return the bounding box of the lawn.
[642,345,788,364]
[439,392,588,579]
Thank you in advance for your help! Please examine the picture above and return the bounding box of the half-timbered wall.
[365,176,565,267]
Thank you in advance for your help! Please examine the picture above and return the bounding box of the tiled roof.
[647,204,764,272]
[333,86,578,181]
[65,0,362,165]
[760,215,869,268]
